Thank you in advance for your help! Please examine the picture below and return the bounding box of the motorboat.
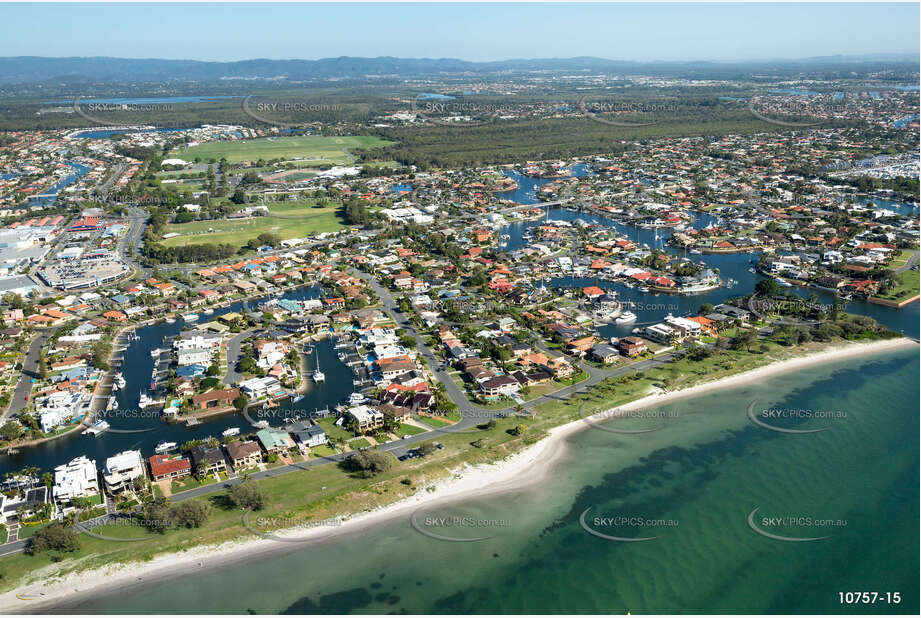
[291,394,304,403]
[615,311,638,325]
[182,313,199,322]
[203,308,214,315]
[83,420,110,436]
[155,441,177,454]
[348,392,367,405]
[165,317,176,324]
[222,427,241,437]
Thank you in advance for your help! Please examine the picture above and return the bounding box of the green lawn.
[309,444,338,458]
[348,438,371,449]
[169,135,392,165]
[874,269,920,302]
[315,417,354,442]
[416,415,451,428]
[395,423,427,437]
[160,202,347,248]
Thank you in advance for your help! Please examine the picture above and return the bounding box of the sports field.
[160,201,347,247]
[169,135,392,164]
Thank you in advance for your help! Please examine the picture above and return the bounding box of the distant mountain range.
[0,54,917,84]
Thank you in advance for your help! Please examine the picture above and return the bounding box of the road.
[2,328,57,420]
[223,329,255,385]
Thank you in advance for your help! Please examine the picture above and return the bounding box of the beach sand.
[3,337,916,613]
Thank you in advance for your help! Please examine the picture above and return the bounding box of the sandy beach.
[2,336,916,613]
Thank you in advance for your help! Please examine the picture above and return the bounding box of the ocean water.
[53,348,919,614]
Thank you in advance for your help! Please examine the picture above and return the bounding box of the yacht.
[312,348,325,383]
[348,392,367,405]
[615,311,638,325]
[139,393,164,408]
[291,394,304,403]
[154,441,177,454]
[222,427,241,437]
[83,420,110,436]
[113,373,126,389]
[774,277,793,287]
[689,249,703,254]
[182,313,199,322]
[637,286,650,293]
[203,308,214,315]
[165,317,176,324]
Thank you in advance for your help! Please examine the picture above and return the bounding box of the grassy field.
[169,135,392,165]
[874,269,920,302]
[160,201,347,248]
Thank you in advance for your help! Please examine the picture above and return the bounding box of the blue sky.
[2,3,918,62]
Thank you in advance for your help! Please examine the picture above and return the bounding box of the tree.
[29,522,80,554]
[346,449,393,477]
[228,481,265,511]
[139,500,172,533]
[699,303,714,315]
[233,395,249,411]
[0,420,22,442]
[171,500,212,528]
[418,442,437,457]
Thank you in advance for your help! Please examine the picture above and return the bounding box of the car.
[398,455,408,461]
[435,443,444,450]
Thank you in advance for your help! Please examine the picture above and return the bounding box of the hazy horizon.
[2,3,918,63]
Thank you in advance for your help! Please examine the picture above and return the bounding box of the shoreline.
[2,336,916,613]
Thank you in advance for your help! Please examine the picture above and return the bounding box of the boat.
[108,397,119,410]
[615,311,637,325]
[139,393,164,408]
[312,348,325,383]
[203,308,214,315]
[774,277,793,287]
[83,420,110,436]
[222,427,241,437]
[154,441,177,454]
[252,420,270,429]
[689,249,702,254]
[113,373,126,389]
[165,317,176,324]
[291,394,304,403]
[348,392,367,405]
[182,313,199,322]
[637,286,649,293]
[185,418,201,427]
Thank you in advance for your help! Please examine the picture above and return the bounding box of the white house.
[103,450,147,493]
[53,456,100,505]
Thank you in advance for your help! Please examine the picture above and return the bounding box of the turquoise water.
[52,348,919,614]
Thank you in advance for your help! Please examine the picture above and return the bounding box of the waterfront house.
[53,456,99,507]
[225,441,264,469]
[618,336,648,357]
[286,421,327,448]
[191,387,240,411]
[189,446,227,477]
[346,405,384,432]
[148,454,191,482]
[255,428,296,455]
[590,343,621,364]
[103,450,147,494]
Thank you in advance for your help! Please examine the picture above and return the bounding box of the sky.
[1,2,918,63]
